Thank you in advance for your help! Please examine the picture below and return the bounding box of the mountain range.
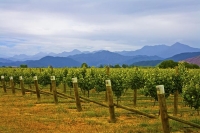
[116,42,200,58]
[5,49,84,61]
[0,42,200,67]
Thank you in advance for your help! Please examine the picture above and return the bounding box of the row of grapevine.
[1,64,200,110]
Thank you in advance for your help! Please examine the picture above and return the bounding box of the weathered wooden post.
[156,85,170,133]
[10,76,15,94]
[106,80,116,123]
[50,83,53,92]
[1,76,6,93]
[174,89,178,116]
[34,76,40,102]
[19,76,25,96]
[72,77,82,112]
[51,76,58,104]
[133,89,137,107]
[63,77,67,93]
[105,66,110,102]
[49,67,53,92]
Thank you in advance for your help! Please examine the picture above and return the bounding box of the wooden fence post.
[106,80,116,123]
[105,66,110,102]
[156,85,170,133]
[34,76,41,102]
[63,77,66,93]
[72,77,82,112]
[51,76,58,104]
[174,90,178,116]
[10,76,15,94]
[50,83,53,92]
[1,76,6,93]
[133,89,137,107]
[19,76,25,96]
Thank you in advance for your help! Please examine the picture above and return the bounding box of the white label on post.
[51,76,55,80]
[105,80,111,87]
[33,76,37,80]
[156,85,165,94]
[1,76,4,79]
[72,77,77,83]
[19,76,23,80]
[10,76,13,80]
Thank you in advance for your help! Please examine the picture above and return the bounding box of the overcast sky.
[0,0,200,57]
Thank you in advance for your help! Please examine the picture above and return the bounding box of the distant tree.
[108,65,114,68]
[114,64,121,68]
[81,62,88,68]
[20,64,28,68]
[99,64,104,68]
[48,65,53,68]
[122,64,129,68]
[129,64,135,68]
[180,62,199,69]
[181,62,191,68]
[158,60,178,68]
[189,64,199,69]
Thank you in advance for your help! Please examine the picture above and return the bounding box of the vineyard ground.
[0,86,200,133]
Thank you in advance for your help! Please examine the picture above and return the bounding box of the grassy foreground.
[0,88,200,133]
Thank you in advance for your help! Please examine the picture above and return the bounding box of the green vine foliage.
[1,67,200,110]
[78,69,96,93]
[110,69,129,99]
[177,62,189,86]
[182,74,200,109]
[38,71,51,87]
[144,68,172,101]
[94,69,107,92]
[171,73,183,94]
[129,68,145,90]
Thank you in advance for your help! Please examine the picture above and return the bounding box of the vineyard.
[0,64,200,132]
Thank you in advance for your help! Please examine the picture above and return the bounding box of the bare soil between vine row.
[0,88,200,133]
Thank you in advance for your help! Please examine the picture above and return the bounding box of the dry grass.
[0,87,200,133]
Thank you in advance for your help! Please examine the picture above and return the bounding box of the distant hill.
[1,42,200,67]
[0,58,13,63]
[55,49,82,57]
[7,52,53,61]
[132,51,200,66]
[185,56,200,66]
[121,55,163,65]
[131,60,163,67]
[69,50,132,66]
[7,49,83,61]
[3,42,199,62]
[0,51,163,67]
[29,56,81,67]
[166,52,200,62]
[117,44,168,57]
[0,56,81,67]
[117,42,200,58]
[160,42,200,58]
[69,50,162,66]
[130,51,200,67]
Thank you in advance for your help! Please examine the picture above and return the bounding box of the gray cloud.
[0,0,200,57]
